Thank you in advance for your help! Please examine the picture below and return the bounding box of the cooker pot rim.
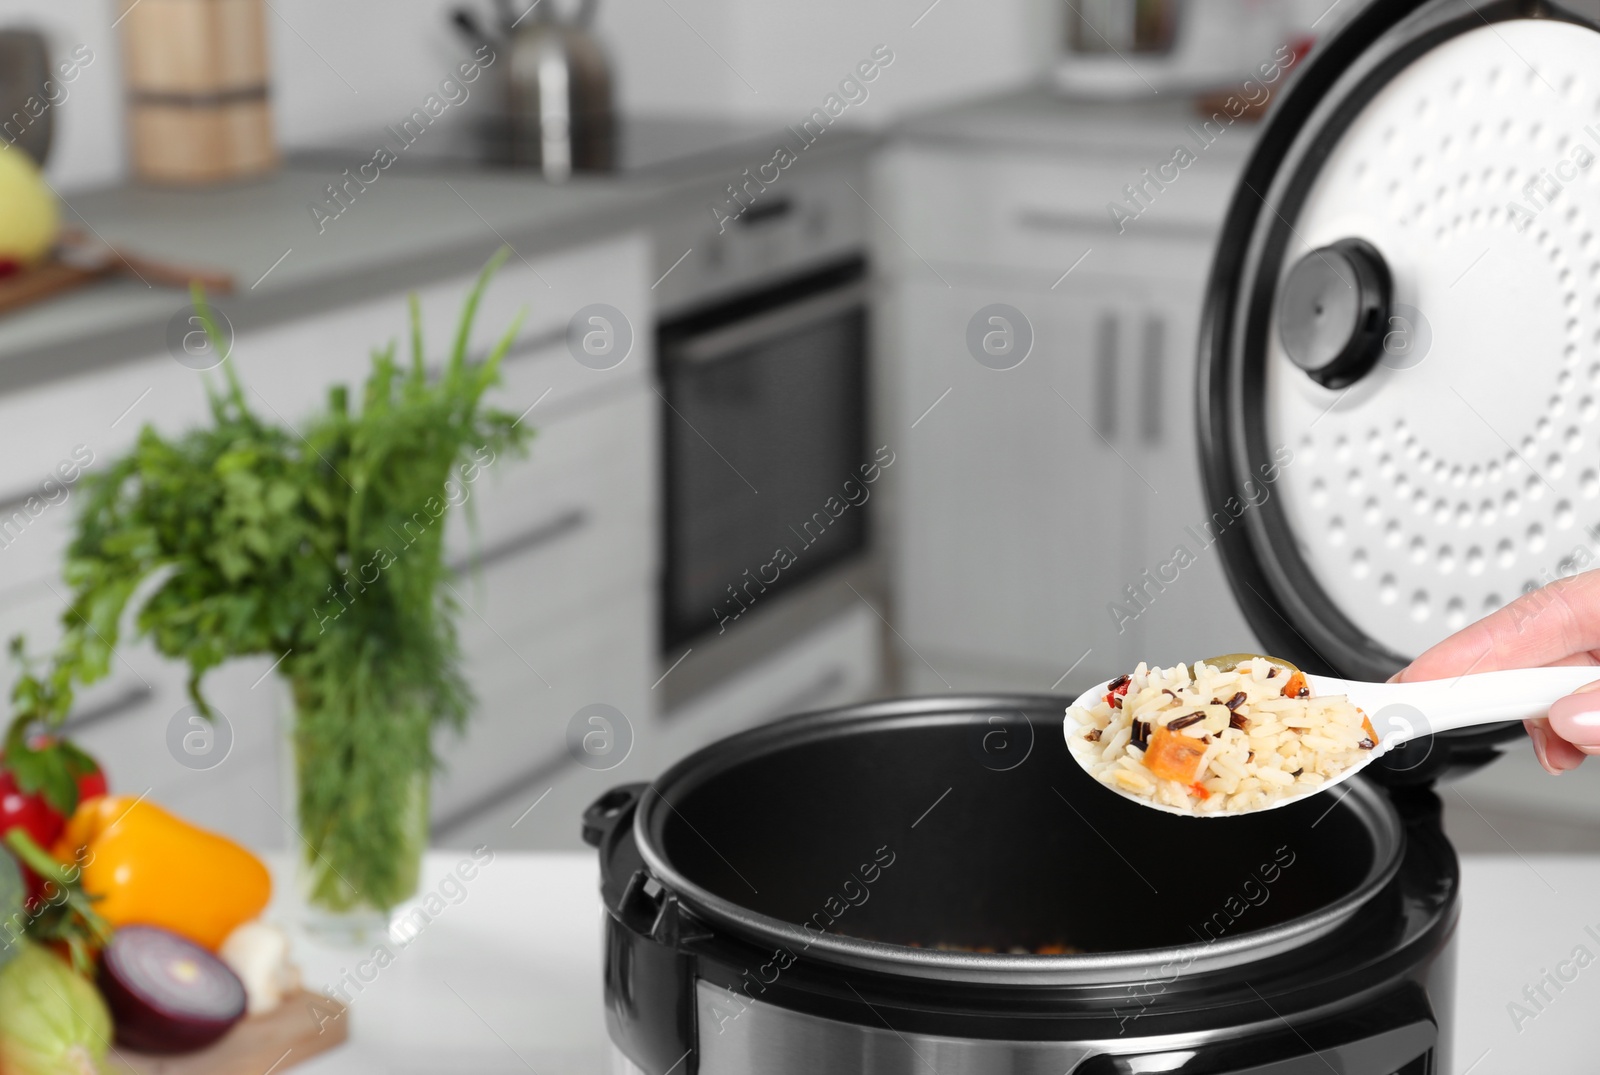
[633,693,1406,986]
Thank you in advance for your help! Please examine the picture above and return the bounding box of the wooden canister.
[118,0,277,184]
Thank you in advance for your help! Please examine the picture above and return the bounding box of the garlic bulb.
[219,922,301,1016]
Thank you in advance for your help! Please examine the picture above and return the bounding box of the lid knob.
[1277,238,1393,389]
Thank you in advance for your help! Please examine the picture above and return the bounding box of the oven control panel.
[649,154,871,316]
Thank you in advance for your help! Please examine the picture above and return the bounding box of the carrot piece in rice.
[1142,724,1206,784]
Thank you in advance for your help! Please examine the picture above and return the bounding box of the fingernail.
[1388,668,1407,684]
[1574,677,1600,695]
[1527,722,1560,775]
[1549,689,1600,750]
[1549,737,1591,771]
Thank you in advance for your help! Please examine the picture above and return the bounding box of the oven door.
[659,259,869,649]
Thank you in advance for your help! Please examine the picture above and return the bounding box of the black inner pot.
[641,700,1398,960]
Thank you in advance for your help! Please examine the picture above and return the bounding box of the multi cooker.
[588,0,1600,1070]
[587,699,1456,1074]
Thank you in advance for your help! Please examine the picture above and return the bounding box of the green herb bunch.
[38,251,531,911]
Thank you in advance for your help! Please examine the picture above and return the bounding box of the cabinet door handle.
[1015,207,1097,232]
[502,324,569,364]
[448,508,588,575]
[1141,316,1165,446]
[63,683,156,734]
[1094,313,1118,441]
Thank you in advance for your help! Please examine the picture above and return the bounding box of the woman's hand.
[1394,570,1600,774]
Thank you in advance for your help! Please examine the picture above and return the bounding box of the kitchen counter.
[274,850,1600,1075]
[0,172,646,393]
[894,84,1266,160]
[0,128,878,395]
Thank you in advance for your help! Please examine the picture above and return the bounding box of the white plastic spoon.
[1064,662,1600,817]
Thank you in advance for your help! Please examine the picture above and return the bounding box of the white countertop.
[282,852,608,1075]
[274,851,1599,1075]
[1453,855,1600,1075]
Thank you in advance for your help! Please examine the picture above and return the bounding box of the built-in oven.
[658,256,869,651]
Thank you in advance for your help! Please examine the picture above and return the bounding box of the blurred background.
[1,0,1598,865]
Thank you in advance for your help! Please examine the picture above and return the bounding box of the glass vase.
[276,682,430,947]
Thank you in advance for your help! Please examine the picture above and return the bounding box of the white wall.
[4,0,126,190]
[617,0,1054,124]
[6,0,1051,193]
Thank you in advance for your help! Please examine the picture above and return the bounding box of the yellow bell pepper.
[55,796,271,951]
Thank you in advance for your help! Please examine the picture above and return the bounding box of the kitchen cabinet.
[875,134,1256,694]
[0,233,657,850]
[1112,283,1260,669]
[431,383,657,828]
[888,279,1134,685]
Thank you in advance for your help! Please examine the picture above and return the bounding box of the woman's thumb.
[1547,679,1600,755]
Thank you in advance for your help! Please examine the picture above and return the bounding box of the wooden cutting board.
[108,989,348,1075]
[0,259,110,314]
[0,247,235,315]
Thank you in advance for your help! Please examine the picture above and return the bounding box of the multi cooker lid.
[1200,0,1600,691]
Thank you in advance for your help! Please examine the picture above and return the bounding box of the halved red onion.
[98,926,247,1054]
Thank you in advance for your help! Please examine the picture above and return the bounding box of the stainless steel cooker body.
[587,696,1459,1075]
[607,977,1447,1075]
